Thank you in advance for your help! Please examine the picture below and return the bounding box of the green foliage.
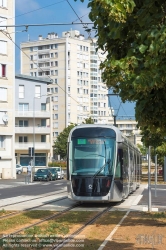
[53,117,94,158]
[82,116,94,124]
[53,123,76,158]
[137,143,147,156]
[140,127,164,148]
[79,0,166,133]
[48,161,66,168]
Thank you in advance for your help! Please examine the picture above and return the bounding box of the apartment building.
[109,117,142,145]
[0,0,15,179]
[20,30,112,149]
[15,74,52,167]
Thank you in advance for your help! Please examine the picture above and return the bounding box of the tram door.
[122,144,130,198]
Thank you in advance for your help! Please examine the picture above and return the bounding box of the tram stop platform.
[112,183,166,212]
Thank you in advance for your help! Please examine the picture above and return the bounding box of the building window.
[0,135,5,148]
[55,44,58,49]
[30,64,33,69]
[35,85,41,97]
[55,61,58,66]
[0,111,6,124]
[41,135,46,142]
[19,85,24,98]
[0,64,6,77]
[53,132,58,137]
[53,96,58,101]
[19,136,28,143]
[55,79,58,84]
[53,105,58,110]
[19,120,28,127]
[55,88,58,93]
[0,40,7,54]
[53,122,58,128]
[54,114,58,119]
[55,70,58,76]
[0,87,7,101]
[19,103,29,111]
[41,119,46,126]
[41,103,46,111]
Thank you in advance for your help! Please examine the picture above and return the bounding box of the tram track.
[0,202,81,241]
[0,190,67,209]
[50,204,114,250]
[0,196,68,220]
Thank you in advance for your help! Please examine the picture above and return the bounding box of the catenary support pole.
[148,146,152,212]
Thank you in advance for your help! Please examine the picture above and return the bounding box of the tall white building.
[20,30,112,153]
[0,0,15,179]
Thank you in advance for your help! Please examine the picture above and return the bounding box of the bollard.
[25,175,30,184]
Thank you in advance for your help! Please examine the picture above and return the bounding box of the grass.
[0,210,54,234]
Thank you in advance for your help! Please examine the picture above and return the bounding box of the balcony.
[15,142,51,150]
[38,57,50,62]
[15,110,50,118]
[90,63,97,68]
[90,55,98,60]
[90,72,98,77]
[38,50,50,55]
[15,126,51,134]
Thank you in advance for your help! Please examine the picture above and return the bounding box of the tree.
[53,118,94,158]
[140,127,164,149]
[82,116,94,124]
[137,143,147,156]
[53,124,76,159]
[81,0,166,133]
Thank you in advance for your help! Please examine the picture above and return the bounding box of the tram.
[67,124,141,202]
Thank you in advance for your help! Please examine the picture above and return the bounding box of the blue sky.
[15,0,135,118]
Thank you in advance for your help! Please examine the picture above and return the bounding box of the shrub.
[48,161,66,169]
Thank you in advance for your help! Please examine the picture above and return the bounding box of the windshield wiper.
[93,159,111,178]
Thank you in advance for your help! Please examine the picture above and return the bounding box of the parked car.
[48,168,58,180]
[33,168,52,181]
[16,164,23,174]
[53,166,64,179]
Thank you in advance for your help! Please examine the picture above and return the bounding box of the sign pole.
[155,154,157,197]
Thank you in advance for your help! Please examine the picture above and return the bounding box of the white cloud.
[16,0,40,13]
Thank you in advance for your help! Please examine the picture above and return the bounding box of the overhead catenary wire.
[0,22,93,28]
[0,0,67,24]
[0,29,81,106]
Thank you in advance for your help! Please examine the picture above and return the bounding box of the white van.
[54,166,64,179]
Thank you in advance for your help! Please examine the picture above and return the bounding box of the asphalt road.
[0,174,67,199]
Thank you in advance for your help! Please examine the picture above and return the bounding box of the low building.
[15,74,52,167]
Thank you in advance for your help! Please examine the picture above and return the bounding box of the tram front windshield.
[70,138,115,176]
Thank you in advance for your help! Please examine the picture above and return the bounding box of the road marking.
[98,210,130,250]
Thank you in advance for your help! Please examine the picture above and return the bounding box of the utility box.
[23,167,27,173]
[2,168,11,179]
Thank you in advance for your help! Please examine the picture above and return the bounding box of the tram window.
[115,160,121,178]
[115,149,122,178]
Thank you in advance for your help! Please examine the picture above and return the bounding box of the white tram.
[67,124,141,202]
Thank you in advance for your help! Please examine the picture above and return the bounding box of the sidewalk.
[0,174,36,188]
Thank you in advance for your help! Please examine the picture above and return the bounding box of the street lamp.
[31,93,52,183]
